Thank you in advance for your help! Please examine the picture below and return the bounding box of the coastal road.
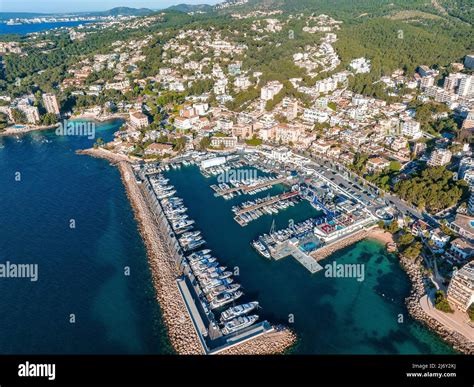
[420,295,474,342]
[298,151,426,221]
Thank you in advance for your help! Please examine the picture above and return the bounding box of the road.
[295,150,426,221]
[420,294,474,342]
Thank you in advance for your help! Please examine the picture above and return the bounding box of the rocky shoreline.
[114,160,296,355]
[400,257,473,355]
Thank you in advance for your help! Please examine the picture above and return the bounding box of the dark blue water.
[164,165,456,354]
[0,21,93,35]
[0,121,173,354]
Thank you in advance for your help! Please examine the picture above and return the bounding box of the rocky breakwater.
[219,326,297,355]
[312,230,369,261]
[118,161,204,354]
[116,161,297,355]
[401,257,473,355]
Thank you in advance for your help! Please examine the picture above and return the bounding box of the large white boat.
[221,315,259,336]
[207,284,241,299]
[210,291,243,310]
[220,302,259,322]
[252,240,271,259]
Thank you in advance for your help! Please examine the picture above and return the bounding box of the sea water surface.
[0,121,173,354]
[0,120,455,354]
[0,21,93,35]
[164,165,456,354]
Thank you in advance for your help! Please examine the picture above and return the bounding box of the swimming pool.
[300,242,317,252]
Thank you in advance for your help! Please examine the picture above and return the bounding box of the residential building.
[42,93,60,115]
[469,191,474,216]
[447,262,474,312]
[427,149,452,167]
[458,75,474,98]
[349,57,371,74]
[129,111,148,129]
[261,81,283,101]
[17,104,40,124]
[450,213,474,242]
[174,116,193,131]
[366,157,390,173]
[445,238,474,263]
[429,228,450,252]
[144,143,174,156]
[210,136,238,149]
[401,119,422,139]
[303,108,329,123]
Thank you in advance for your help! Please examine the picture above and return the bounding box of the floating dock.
[212,177,288,197]
[270,238,324,274]
[235,191,299,216]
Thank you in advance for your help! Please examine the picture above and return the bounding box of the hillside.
[85,7,155,17]
[167,4,214,13]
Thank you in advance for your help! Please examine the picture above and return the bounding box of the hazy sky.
[0,0,221,13]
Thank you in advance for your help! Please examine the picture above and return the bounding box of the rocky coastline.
[400,257,473,355]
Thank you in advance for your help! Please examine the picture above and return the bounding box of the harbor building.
[447,262,474,312]
[210,136,238,149]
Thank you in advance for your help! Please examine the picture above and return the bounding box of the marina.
[141,166,279,353]
[211,176,290,199]
[154,156,455,354]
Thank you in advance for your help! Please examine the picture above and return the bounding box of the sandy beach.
[310,227,395,262]
[366,227,395,245]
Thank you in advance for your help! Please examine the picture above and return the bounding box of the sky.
[0,0,221,14]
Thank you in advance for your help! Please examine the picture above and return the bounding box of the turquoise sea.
[0,120,455,354]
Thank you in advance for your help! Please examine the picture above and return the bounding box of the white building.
[427,149,452,167]
[210,136,238,149]
[349,57,371,74]
[459,157,474,179]
[42,93,60,115]
[17,104,40,124]
[303,108,329,123]
[447,261,474,312]
[270,147,292,162]
[129,112,148,129]
[261,81,283,101]
[469,191,474,216]
[201,156,226,169]
[401,119,422,139]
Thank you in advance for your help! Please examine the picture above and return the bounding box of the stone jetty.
[311,229,370,261]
